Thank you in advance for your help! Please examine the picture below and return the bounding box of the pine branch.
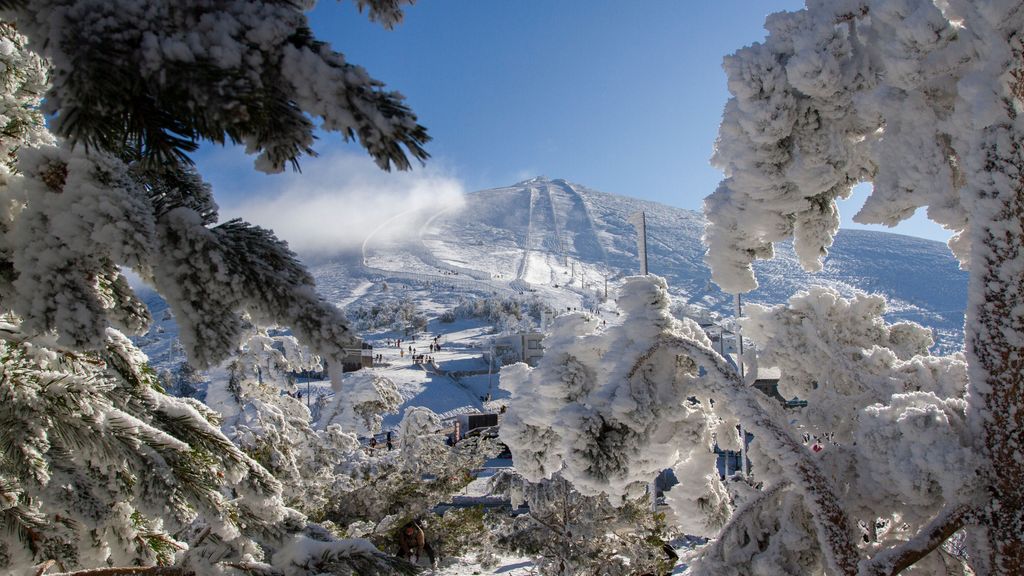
[859,504,973,576]
[647,335,861,576]
[14,3,430,171]
[133,163,217,225]
[699,481,791,564]
[352,0,416,29]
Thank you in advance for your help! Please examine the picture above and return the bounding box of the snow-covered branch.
[691,480,791,566]
[859,504,972,576]
[705,0,1024,570]
[652,335,860,575]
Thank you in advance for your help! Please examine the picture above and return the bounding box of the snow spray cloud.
[220,151,466,257]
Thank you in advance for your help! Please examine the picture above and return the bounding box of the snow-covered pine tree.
[205,323,336,517]
[0,317,266,572]
[499,276,730,530]
[703,1,1024,573]
[490,472,676,576]
[0,319,418,576]
[0,0,428,375]
[316,370,402,437]
[165,359,206,398]
[0,6,422,574]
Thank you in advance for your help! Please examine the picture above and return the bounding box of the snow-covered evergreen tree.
[0,0,428,375]
[0,5,425,574]
[0,319,417,575]
[702,1,1024,572]
[500,276,729,530]
[163,359,206,398]
[205,324,332,514]
[491,472,675,576]
[317,370,402,437]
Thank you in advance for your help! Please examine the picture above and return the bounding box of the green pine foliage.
[0,320,283,572]
[0,2,434,572]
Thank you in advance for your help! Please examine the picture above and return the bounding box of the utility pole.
[735,293,749,477]
[486,343,494,402]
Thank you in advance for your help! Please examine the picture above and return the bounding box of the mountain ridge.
[349,176,966,351]
[134,177,968,373]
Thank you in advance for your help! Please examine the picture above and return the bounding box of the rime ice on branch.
[704,0,1024,573]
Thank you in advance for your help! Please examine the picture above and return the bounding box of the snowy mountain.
[313,176,966,351]
[135,176,967,374]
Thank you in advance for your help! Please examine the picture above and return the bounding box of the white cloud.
[219,152,466,257]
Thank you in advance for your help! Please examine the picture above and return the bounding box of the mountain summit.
[311,178,966,351]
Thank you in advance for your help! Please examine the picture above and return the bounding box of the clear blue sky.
[197,1,952,243]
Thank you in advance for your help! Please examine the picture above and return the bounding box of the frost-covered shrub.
[417,507,503,570]
[450,294,554,333]
[500,276,720,506]
[491,473,676,576]
[325,408,499,529]
[347,297,420,332]
[511,273,977,575]
[740,288,975,526]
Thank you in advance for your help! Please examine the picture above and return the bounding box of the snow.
[6,0,1016,570]
[120,172,975,574]
[434,555,537,575]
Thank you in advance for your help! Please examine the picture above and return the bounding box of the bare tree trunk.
[965,121,1024,575]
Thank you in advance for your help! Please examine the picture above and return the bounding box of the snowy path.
[514,185,537,285]
[334,280,372,308]
[361,321,499,429]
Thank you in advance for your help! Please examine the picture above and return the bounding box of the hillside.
[325,176,966,351]
[136,176,967,375]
